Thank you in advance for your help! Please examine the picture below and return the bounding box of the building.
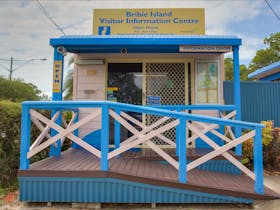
[248,60,280,81]
[18,8,279,204]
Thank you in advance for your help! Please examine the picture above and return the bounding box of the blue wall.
[224,81,280,127]
[19,177,252,203]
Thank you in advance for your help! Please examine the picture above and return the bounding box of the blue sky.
[0,0,279,96]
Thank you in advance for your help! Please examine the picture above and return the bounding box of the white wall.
[73,53,223,139]
[73,56,105,138]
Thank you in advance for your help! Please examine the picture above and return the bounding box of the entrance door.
[144,62,186,105]
[144,62,186,146]
[107,63,143,143]
[107,63,143,104]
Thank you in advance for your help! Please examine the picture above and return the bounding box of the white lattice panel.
[144,63,185,145]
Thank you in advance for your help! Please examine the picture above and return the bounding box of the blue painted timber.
[233,45,242,156]
[19,104,31,170]
[19,101,264,194]
[195,160,241,174]
[195,131,224,149]
[254,127,264,194]
[19,177,252,203]
[248,60,280,80]
[156,160,241,175]
[50,35,242,54]
[178,117,187,183]
[224,81,280,127]
[50,47,64,157]
[21,101,264,130]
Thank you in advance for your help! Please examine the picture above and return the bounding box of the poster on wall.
[93,8,205,35]
[196,62,218,104]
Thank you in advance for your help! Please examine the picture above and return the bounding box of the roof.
[49,35,242,54]
[248,61,280,81]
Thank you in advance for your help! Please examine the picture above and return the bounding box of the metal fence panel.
[223,81,280,127]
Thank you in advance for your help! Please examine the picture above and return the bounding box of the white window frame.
[195,60,221,104]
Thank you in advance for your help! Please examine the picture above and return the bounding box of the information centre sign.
[93,8,205,35]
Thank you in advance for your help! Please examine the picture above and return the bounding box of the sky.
[0,0,279,96]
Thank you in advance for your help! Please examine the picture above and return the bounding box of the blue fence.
[224,81,280,127]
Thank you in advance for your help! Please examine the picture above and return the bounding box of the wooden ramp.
[18,148,279,202]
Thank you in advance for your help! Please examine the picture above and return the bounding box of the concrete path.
[253,175,280,210]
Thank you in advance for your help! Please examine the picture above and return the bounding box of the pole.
[233,45,242,156]
[9,57,13,80]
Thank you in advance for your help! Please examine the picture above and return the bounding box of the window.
[195,61,219,104]
[107,63,143,105]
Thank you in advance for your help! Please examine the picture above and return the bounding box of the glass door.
[107,63,143,144]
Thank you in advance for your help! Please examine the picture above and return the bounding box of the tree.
[224,58,234,80]
[240,64,253,81]
[225,32,280,81]
[224,58,252,81]
[249,48,279,71]
[63,69,73,100]
[0,77,41,102]
[264,32,280,52]
[63,56,74,100]
[249,32,280,72]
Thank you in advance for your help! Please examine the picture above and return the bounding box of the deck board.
[121,148,242,160]
[18,148,279,200]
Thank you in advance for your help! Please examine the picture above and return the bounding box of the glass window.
[107,63,143,105]
[196,61,219,104]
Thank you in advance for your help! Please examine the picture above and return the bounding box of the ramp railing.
[19,101,265,194]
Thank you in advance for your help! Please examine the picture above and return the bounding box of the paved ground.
[1,175,279,210]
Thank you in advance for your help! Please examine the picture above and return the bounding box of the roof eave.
[50,35,241,47]
[248,61,280,79]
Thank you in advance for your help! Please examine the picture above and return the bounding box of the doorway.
[107,63,143,143]
[107,63,143,105]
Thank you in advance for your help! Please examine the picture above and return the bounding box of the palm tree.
[63,56,74,100]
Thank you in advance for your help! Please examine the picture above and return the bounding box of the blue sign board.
[147,95,161,105]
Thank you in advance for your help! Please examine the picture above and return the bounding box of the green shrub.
[0,101,21,188]
[0,101,51,188]
[262,121,273,146]
[0,101,72,188]
[0,77,41,102]
[242,120,280,170]
[263,127,280,170]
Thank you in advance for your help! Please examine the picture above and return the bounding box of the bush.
[242,121,280,171]
[0,101,72,188]
[264,127,280,170]
[0,101,51,188]
[0,77,41,102]
[0,101,21,188]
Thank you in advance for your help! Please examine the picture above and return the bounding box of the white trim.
[120,112,176,146]
[28,109,101,159]
[108,119,179,159]
[30,111,59,150]
[187,122,256,180]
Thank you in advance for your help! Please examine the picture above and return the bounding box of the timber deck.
[18,148,279,200]
[121,148,243,160]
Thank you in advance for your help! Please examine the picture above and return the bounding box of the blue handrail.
[20,100,264,194]
[22,101,264,129]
